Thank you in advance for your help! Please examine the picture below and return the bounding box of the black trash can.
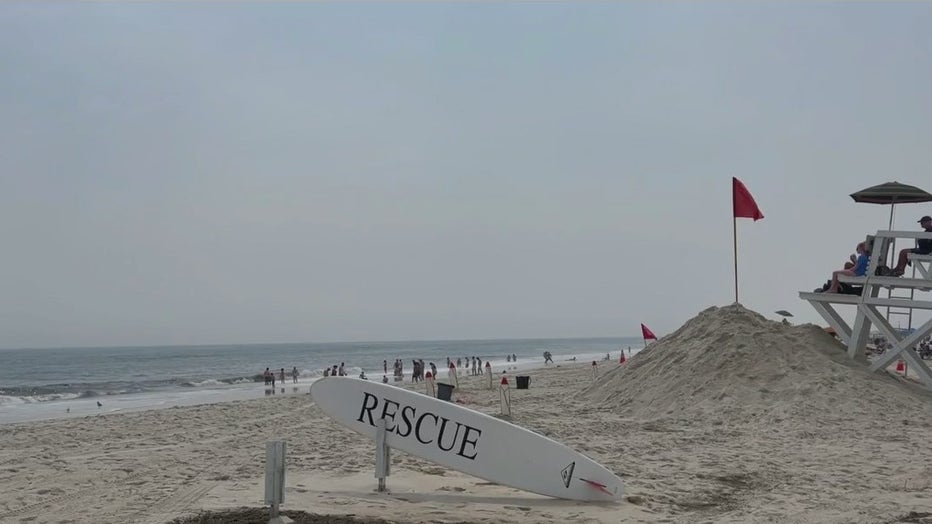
[437,382,455,401]
[516,376,530,390]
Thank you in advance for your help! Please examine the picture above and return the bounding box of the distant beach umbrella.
[850,181,932,229]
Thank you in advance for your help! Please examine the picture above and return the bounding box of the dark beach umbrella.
[850,181,932,229]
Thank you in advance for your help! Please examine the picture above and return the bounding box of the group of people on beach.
[322,363,346,378]
[467,357,485,376]
[384,359,407,381]
[410,360,428,382]
[323,362,371,379]
[373,355,521,384]
[870,334,932,359]
[440,356,512,376]
[379,359,440,383]
[921,337,932,360]
[815,215,932,294]
[263,367,299,386]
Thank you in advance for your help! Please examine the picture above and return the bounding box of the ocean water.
[0,337,641,424]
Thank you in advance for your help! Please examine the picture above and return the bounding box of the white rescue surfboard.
[310,378,623,501]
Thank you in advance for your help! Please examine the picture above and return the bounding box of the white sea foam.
[0,395,25,406]
[185,379,227,387]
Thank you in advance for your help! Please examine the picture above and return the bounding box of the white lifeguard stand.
[800,229,932,388]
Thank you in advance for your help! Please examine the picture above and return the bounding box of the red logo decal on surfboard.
[579,478,615,495]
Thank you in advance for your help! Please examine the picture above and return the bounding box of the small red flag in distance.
[641,323,657,340]
[732,177,764,221]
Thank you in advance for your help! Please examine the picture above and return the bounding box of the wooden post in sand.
[375,419,390,492]
[591,361,598,382]
[425,372,436,397]
[265,441,286,521]
[499,376,511,417]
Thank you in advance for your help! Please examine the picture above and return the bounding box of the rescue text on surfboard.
[356,392,482,460]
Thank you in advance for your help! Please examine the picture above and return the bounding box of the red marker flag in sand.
[732,177,764,221]
[731,177,764,304]
[640,323,657,340]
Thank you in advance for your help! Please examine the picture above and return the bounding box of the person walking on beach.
[383,360,388,375]
[271,372,276,387]
[292,366,299,383]
[338,363,346,377]
[280,368,286,385]
[264,368,271,385]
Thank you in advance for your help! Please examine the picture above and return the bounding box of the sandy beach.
[2,305,932,524]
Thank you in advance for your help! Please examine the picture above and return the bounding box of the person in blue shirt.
[824,241,870,293]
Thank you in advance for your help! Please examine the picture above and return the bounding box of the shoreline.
[0,352,621,425]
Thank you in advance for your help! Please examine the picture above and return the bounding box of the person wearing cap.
[890,216,932,276]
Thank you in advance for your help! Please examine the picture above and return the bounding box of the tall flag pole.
[732,177,764,303]
[640,323,657,348]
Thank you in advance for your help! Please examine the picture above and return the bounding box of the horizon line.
[0,334,647,352]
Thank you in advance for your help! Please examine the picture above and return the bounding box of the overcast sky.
[2,3,932,349]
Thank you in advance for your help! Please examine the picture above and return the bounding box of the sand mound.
[580,304,932,424]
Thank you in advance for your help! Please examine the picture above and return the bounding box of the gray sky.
[3,3,932,349]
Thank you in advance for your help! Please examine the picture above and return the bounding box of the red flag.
[640,323,657,340]
[732,177,764,221]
